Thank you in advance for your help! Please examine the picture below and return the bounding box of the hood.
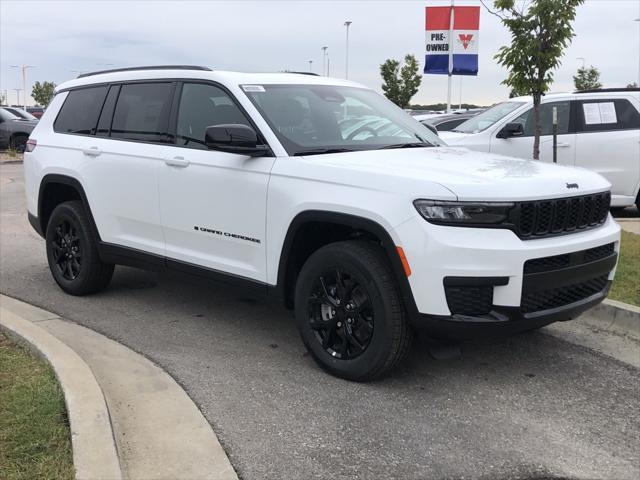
[291,147,610,202]
[438,131,471,144]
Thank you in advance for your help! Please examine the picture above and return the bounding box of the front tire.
[45,201,114,295]
[294,241,413,381]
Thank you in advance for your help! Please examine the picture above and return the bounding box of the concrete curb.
[0,300,122,480]
[585,299,640,340]
[1,294,239,480]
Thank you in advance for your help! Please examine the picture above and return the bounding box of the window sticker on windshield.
[583,102,617,125]
[242,85,266,93]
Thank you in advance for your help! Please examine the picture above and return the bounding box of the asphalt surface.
[1,162,639,480]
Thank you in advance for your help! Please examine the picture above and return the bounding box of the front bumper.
[395,214,621,337]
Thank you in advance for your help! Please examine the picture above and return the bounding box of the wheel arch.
[37,174,101,241]
[274,210,419,321]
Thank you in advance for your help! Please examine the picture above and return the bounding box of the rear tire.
[294,241,413,381]
[10,134,27,153]
[45,201,114,295]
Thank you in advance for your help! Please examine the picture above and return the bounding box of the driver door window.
[491,100,575,164]
[176,83,252,150]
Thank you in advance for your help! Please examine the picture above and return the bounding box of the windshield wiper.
[377,142,433,150]
[293,148,355,156]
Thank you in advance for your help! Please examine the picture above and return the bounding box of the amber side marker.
[396,246,412,277]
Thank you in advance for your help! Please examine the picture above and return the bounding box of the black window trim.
[574,97,640,134]
[54,78,273,154]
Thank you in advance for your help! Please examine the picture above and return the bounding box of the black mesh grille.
[523,243,615,274]
[512,192,610,239]
[521,275,609,313]
[445,285,493,316]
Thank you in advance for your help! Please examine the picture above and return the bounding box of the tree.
[31,81,57,107]
[380,54,422,109]
[573,66,602,91]
[0,91,6,106]
[627,82,638,88]
[486,0,584,159]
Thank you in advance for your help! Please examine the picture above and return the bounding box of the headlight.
[414,199,514,225]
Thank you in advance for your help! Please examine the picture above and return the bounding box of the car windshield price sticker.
[242,85,265,93]
[583,102,617,125]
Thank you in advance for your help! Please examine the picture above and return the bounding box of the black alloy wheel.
[50,218,82,280]
[294,241,413,381]
[307,268,374,360]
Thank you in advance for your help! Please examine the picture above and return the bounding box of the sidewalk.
[0,294,237,480]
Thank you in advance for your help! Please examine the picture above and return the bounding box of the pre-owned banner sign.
[424,5,480,76]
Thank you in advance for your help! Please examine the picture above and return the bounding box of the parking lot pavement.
[1,163,639,480]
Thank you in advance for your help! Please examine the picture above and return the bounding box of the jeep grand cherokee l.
[24,66,620,381]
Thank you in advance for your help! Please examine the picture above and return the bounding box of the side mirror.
[497,122,524,139]
[205,124,270,157]
[421,122,439,136]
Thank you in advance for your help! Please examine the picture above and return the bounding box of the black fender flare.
[274,210,420,323]
[37,174,102,241]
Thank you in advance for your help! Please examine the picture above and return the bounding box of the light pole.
[10,65,36,109]
[13,89,22,107]
[344,21,352,79]
[577,57,586,69]
[308,60,313,73]
[321,46,328,76]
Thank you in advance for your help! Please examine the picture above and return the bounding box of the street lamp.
[10,65,36,109]
[308,60,313,73]
[321,46,328,76]
[577,57,586,69]
[344,21,352,79]
[13,89,22,107]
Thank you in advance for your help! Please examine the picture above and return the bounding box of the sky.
[1,0,639,107]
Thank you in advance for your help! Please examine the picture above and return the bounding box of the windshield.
[4,108,37,120]
[242,84,444,155]
[453,101,526,134]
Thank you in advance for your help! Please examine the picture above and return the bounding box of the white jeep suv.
[439,89,640,210]
[24,66,621,381]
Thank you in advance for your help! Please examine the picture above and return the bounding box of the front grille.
[523,243,615,274]
[511,192,610,239]
[521,275,609,313]
[445,285,493,316]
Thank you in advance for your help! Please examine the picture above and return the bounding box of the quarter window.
[510,101,571,136]
[577,99,640,132]
[53,86,109,135]
[111,83,173,143]
[176,83,252,150]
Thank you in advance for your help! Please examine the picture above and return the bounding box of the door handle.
[164,156,190,168]
[82,146,102,156]
[556,143,571,148]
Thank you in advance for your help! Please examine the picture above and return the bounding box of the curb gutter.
[0,302,122,480]
[587,299,640,340]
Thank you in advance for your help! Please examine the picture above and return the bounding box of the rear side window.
[577,99,640,132]
[53,86,109,135]
[111,83,173,143]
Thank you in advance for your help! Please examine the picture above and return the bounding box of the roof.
[56,66,363,93]
[510,90,640,103]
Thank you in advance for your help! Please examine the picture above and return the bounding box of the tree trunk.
[532,93,541,160]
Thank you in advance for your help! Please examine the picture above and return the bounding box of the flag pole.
[447,0,454,113]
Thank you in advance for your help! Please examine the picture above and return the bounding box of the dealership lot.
[1,162,638,479]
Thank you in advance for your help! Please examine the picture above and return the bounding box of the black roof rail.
[77,65,212,79]
[282,71,320,76]
[574,87,640,94]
